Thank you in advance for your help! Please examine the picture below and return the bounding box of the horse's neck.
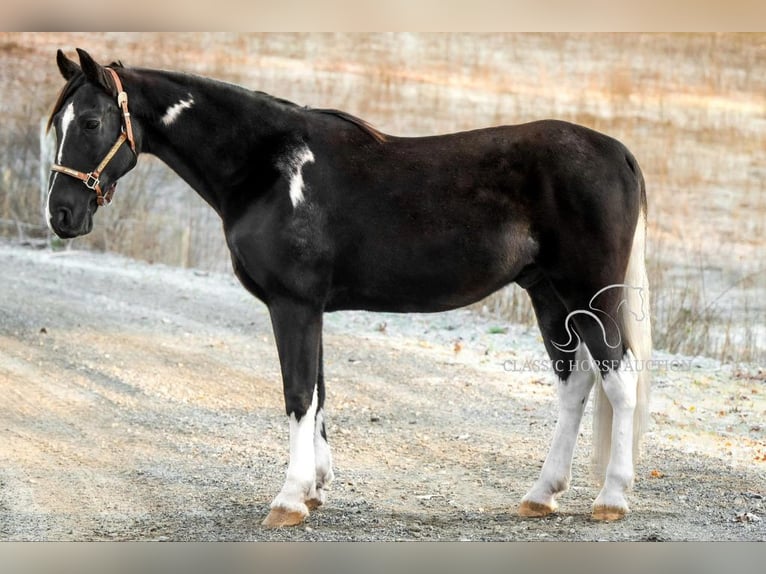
[129,69,299,214]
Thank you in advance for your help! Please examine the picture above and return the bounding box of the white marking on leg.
[283,146,315,208]
[270,386,318,514]
[312,408,334,505]
[46,102,75,230]
[161,94,194,126]
[593,350,638,513]
[522,346,596,511]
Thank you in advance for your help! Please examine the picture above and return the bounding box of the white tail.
[593,208,652,479]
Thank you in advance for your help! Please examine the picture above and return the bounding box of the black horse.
[46,49,651,526]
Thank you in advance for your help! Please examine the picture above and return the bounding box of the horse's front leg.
[262,298,325,528]
[309,334,334,510]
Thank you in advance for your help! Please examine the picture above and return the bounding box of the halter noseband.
[50,68,136,206]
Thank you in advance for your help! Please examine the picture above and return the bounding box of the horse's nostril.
[54,206,73,229]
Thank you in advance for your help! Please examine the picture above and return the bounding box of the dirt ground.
[0,240,763,541]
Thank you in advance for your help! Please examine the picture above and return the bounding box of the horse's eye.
[84,119,100,130]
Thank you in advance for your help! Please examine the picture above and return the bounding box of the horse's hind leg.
[519,278,598,517]
[590,354,638,521]
[551,279,639,521]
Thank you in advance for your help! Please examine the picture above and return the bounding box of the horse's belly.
[326,234,536,312]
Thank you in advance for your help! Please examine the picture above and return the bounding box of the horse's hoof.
[305,498,323,511]
[518,499,557,518]
[591,505,628,521]
[262,507,307,528]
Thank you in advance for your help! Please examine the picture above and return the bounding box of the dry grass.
[0,32,763,362]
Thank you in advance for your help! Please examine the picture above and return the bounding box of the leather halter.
[50,68,136,206]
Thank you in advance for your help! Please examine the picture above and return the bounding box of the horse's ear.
[56,49,80,80]
[76,48,113,93]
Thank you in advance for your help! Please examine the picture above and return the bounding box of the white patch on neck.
[285,146,315,208]
[47,101,76,231]
[161,94,194,126]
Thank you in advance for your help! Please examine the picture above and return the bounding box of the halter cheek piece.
[50,68,136,206]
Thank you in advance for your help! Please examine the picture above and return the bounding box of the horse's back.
[314,118,637,206]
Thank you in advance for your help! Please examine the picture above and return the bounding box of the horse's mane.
[312,108,387,144]
[256,91,387,144]
[46,61,124,132]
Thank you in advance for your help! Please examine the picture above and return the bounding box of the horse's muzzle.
[49,204,93,239]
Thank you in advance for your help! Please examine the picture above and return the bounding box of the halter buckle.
[84,173,100,190]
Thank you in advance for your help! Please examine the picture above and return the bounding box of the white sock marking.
[271,386,319,513]
[161,95,194,126]
[594,351,638,511]
[47,102,75,230]
[522,346,596,509]
[314,409,334,493]
[285,146,315,208]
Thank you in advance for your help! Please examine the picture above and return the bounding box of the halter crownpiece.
[111,68,135,153]
[50,67,136,206]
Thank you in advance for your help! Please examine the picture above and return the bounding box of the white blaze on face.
[161,95,194,126]
[46,101,76,231]
[285,146,315,208]
[56,102,76,163]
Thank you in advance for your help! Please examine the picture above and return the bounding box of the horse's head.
[46,49,138,239]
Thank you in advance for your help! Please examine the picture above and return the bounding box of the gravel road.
[0,240,763,541]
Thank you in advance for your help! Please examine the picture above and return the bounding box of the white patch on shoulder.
[161,94,194,126]
[284,146,315,208]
